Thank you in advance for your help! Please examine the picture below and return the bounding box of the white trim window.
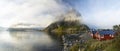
[111,35,114,37]
[109,34,112,37]
[101,35,104,38]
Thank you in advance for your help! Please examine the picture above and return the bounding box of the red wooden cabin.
[90,30,115,41]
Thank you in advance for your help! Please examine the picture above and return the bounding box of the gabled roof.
[99,30,115,35]
[91,30,115,35]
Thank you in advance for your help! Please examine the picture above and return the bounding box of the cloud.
[0,0,68,27]
[75,0,120,29]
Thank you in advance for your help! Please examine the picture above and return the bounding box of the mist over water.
[0,31,62,51]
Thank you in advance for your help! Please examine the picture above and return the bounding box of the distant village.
[62,29,117,51]
[90,29,115,41]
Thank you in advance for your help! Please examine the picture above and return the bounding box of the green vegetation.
[70,43,80,51]
[43,20,89,37]
[81,24,120,51]
[43,9,90,38]
[44,20,89,33]
[44,9,89,34]
[66,24,120,51]
[113,25,120,30]
[83,34,120,51]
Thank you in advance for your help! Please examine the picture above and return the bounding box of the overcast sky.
[0,0,120,29]
[0,0,68,27]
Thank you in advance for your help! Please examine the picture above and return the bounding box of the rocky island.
[44,9,89,34]
[43,9,90,51]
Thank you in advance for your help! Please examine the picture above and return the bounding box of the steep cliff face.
[44,9,89,33]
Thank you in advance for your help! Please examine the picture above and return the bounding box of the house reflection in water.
[90,30,115,41]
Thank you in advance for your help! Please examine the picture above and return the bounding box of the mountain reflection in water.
[0,31,62,51]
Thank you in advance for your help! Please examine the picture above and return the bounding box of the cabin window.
[111,35,114,37]
[101,35,104,38]
[109,34,111,36]
[90,34,93,36]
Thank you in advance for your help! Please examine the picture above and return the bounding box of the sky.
[1,0,120,29]
[64,0,120,29]
[0,0,68,28]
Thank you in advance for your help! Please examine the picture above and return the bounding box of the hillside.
[74,25,120,51]
[44,9,89,33]
[44,20,89,33]
[82,33,120,51]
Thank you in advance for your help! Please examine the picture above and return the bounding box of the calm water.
[0,31,62,51]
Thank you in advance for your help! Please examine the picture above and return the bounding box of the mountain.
[44,9,89,33]
[8,23,43,31]
[0,27,6,31]
[10,23,41,28]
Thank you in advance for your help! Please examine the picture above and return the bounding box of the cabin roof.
[91,30,115,35]
[99,30,115,35]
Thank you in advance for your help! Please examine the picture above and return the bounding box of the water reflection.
[0,31,62,51]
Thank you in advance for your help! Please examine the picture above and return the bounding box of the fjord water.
[0,30,62,51]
